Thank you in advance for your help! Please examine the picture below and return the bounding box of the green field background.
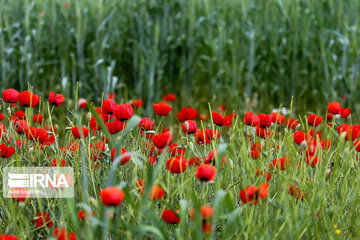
[1,0,360,112]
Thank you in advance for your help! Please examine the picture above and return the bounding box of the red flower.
[114,103,133,121]
[251,150,261,159]
[106,119,126,134]
[0,144,15,158]
[258,113,272,128]
[166,156,188,173]
[190,206,213,221]
[211,111,231,126]
[328,101,341,114]
[240,183,269,204]
[251,142,261,151]
[255,169,271,182]
[205,128,220,140]
[0,235,19,240]
[11,187,30,202]
[131,99,143,108]
[77,98,88,108]
[195,164,216,182]
[199,114,208,121]
[161,209,180,224]
[255,126,272,139]
[50,158,66,167]
[71,127,90,139]
[307,114,322,127]
[19,91,40,107]
[14,110,26,120]
[153,102,173,116]
[271,112,285,124]
[168,144,186,156]
[337,124,359,141]
[150,185,165,200]
[195,129,210,145]
[2,89,19,103]
[181,120,197,134]
[33,113,43,124]
[354,139,360,152]
[33,212,53,228]
[102,99,116,114]
[293,131,308,145]
[152,131,172,149]
[177,107,198,122]
[286,118,300,129]
[53,227,76,240]
[326,113,334,121]
[111,148,131,165]
[204,150,226,165]
[271,157,291,170]
[100,186,125,206]
[289,185,307,200]
[244,112,260,127]
[189,157,202,167]
[306,156,320,167]
[218,105,226,112]
[162,93,176,102]
[49,92,65,107]
[77,210,95,221]
[340,107,351,118]
[138,117,154,130]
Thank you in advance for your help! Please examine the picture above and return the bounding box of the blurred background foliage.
[1,0,360,113]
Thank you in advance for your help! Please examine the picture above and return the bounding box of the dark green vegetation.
[1,0,360,112]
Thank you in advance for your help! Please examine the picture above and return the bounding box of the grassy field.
[1,0,360,111]
[1,0,360,239]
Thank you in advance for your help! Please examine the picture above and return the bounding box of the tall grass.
[1,0,360,111]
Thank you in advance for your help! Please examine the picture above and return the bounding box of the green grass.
[1,0,360,111]
[0,95,359,239]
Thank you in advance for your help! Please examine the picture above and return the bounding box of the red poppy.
[33,113,43,124]
[77,210,95,221]
[340,107,351,118]
[271,112,285,124]
[255,126,272,139]
[289,185,308,200]
[240,183,269,205]
[0,235,19,240]
[77,98,88,108]
[218,105,226,112]
[307,114,322,127]
[255,169,271,182]
[251,150,261,159]
[211,111,231,126]
[258,113,272,128]
[244,112,260,127]
[337,124,359,141]
[131,99,143,108]
[71,127,90,139]
[161,209,180,224]
[150,185,165,200]
[138,117,154,131]
[33,212,53,228]
[111,148,131,165]
[181,120,197,134]
[53,227,76,240]
[102,99,116,114]
[293,131,308,145]
[11,187,30,202]
[100,186,125,206]
[166,156,188,173]
[204,150,226,165]
[271,156,291,170]
[114,103,133,121]
[153,102,173,116]
[0,113,4,122]
[135,179,144,194]
[195,129,210,145]
[162,93,176,102]
[328,101,341,114]
[19,91,40,107]
[195,164,216,182]
[50,158,66,167]
[168,144,186,156]
[0,144,15,158]
[106,119,126,134]
[177,107,198,122]
[189,157,202,167]
[2,88,20,103]
[286,118,300,129]
[306,156,320,167]
[190,205,213,221]
[49,92,65,107]
[205,128,220,140]
[320,139,331,150]
[354,139,360,152]
[152,131,172,149]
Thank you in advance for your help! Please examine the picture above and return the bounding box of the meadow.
[1,0,360,240]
